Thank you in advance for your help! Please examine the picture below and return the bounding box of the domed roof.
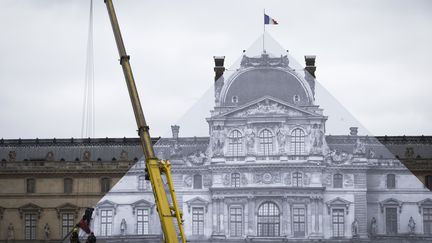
[220,53,313,106]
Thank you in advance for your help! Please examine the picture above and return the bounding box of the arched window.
[257,202,280,237]
[291,129,305,155]
[193,174,202,189]
[64,178,73,193]
[426,175,432,191]
[259,129,273,156]
[293,172,302,187]
[231,173,240,187]
[138,175,146,191]
[228,130,243,156]
[333,174,343,188]
[387,174,396,189]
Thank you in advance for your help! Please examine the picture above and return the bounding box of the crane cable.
[81,0,95,138]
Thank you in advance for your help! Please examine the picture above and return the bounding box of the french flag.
[264,14,278,25]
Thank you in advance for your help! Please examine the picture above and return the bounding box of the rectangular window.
[385,208,397,235]
[137,208,149,235]
[192,207,204,235]
[424,208,432,234]
[100,210,113,236]
[24,213,37,240]
[26,178,35,193]
[230,207,243,237]
[293,207,305,237]
[101,178,111,193]
[332,209,344,237]
[64,178,73,193]
[62,213,75,237]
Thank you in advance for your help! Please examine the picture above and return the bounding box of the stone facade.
[1,51,432,243]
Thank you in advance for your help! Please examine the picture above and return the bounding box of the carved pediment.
[55,203,79,219]
[95,200,117,215]
[185,197,209,213]
[380,198,403,213]
[325,197,352,215]
[18,203,42,218]
[219,96,320,119]
[417,198,432,214]
[131,199,155,214]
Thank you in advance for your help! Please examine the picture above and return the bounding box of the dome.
[221,65,313,107]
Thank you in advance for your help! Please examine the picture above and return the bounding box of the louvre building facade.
[1,50,432,243]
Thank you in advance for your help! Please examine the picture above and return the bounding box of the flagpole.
[263,9,265,53]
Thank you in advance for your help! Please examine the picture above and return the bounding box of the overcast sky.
[0,0,431,139]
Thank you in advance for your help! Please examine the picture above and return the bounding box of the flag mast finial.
[263,8,265,53]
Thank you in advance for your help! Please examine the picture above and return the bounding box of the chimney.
[213,56,225,82]
[350,127,358,136]
[171,125,180,139]
[304,55,316,78]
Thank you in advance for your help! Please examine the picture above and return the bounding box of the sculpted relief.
[211,126,226,157]
[276,125,289,153]
[244,125,256,156]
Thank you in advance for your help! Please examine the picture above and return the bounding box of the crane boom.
[104,1,186,242]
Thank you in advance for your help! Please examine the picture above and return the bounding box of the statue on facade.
[244,125,255,155]
[351,218,359,238]
[408,216,416,234]
[310,124,324,155]
[276,126,289,153]
[120,218,127,236]
[7,223,14,241]
[353,138,366,155]
[44,223,51,240]
[212,127,225,157]
[370,217,377,238]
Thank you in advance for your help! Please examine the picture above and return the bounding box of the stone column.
[219,198,225,234]
[282,197,289,236]
[247,196,255,236]
[212,198,218,235]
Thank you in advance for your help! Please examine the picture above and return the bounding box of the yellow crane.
[104,1,186,242]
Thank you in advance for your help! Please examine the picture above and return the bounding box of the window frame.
[24,213,37,240]
[100,177,111,193]
[257,202,280,237]
[293,172,303,187]
[291,128,305,156]
[191,206,205,236]
[331,208,345,238]
[231,173,240,187]
[229,206,243,237]
[227,130,243,157]
[64,178,73,194]
[259,129,274,156]
[61,212,75,237]
[193,174,203,189]
[26,178,36,193]
[333,174,343,188]
[386,174,396,189]
[100,209,113,236]
[136,208,150,235]
[138,175,146,191]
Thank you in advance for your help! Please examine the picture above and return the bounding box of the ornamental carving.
[8,151,16,161]
[244,125,256,156]
[211,126,225,157]
[83,151,91,161]
[303,173,311,185]
[310,124,325,155]
[120,150,128,160]
[344,174,354,187]
[276,126,289,153]
[254,172,281,184]
[353,138,366,155]
[326,149,353,164]
[183,175,192,187]
[233,101,298,117]
[222,174,230,186]
[284,173,291,185]
[240,53,289,68]
[184,151,206,165]
[241,174,248,185]
[203,174,212,187]
[46,151,54,161]
[322,173,332,186]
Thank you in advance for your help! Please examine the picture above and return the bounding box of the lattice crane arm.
[103,1,186,242]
